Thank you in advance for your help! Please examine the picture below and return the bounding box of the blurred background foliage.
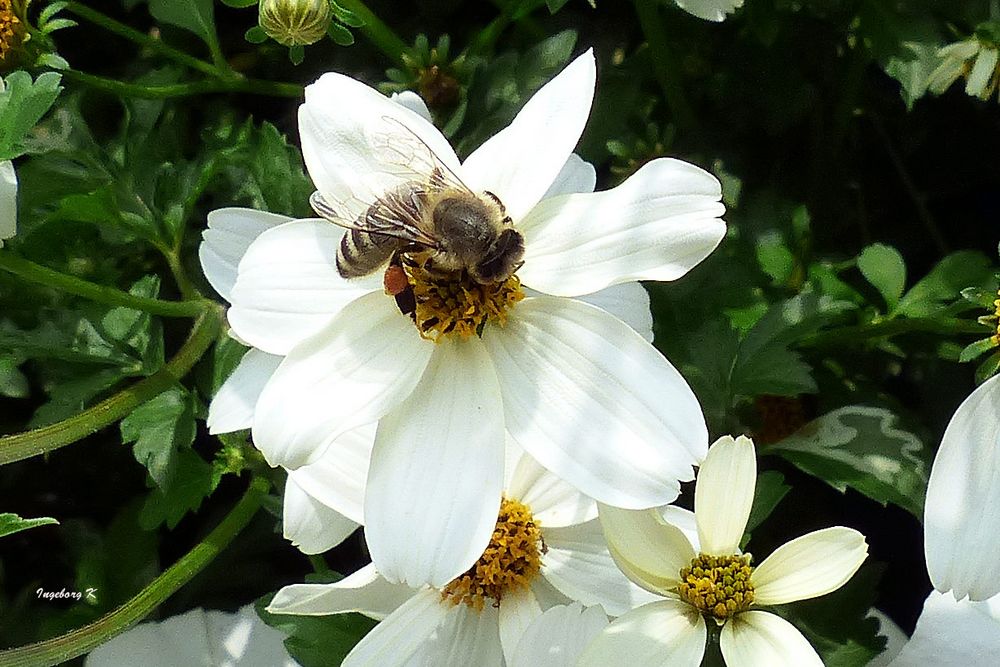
[0,1,998,665]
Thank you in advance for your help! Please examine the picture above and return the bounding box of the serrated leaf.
[898,251,994,318]
[764,406,930,516]
[857,243,906,312]
[256,592,377,666]
[138,448,216,529]
[144,0,218,49]
[121,387,197,489]
[0,513,59,538]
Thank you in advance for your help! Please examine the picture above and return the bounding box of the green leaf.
[764,406,930,516]
[121,387,197,489]
[975,350,1000,384]
[0,513,59,539]
[256,589,377,666]
[138,448,216,529]
[756,231,796,285]
[145,0,218,50]
[857,243,906,312]
[245,26,268,44]
[222,0,258,6]
[959,337,997,363]
[897,251,995,318]
[289,45,306,65]
[884,41,941,109]
[0,71,63,160]
[327,21,355,47]
[744,471,790,536]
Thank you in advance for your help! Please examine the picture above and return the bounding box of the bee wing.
[310,189,439,249]
[369,115,474,195]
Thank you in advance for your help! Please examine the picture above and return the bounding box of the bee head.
[471,228,525,285]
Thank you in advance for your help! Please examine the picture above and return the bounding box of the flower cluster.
[199,49,873,665]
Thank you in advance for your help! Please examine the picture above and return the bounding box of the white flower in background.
[266,445,658,666]
[0,159,16,247]
[85,605,299,666]
[219,48,724,589]
[581,435,869,667]
[674,0,744,23]
[889,373,1000,666]
[927,36,1000,101]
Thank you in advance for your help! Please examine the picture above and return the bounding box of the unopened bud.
[258,0,331,47]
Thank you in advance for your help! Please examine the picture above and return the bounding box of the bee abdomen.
[336,228,397,278]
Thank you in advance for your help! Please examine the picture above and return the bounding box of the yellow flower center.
[441,498,543,610]
[0,0,22,62]
[400,256,524,343]
[678,553,755,623]
[993,294,1000,344]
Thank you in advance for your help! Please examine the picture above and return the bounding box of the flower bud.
[258,0,331,47]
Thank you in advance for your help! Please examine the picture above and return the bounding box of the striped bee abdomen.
[336,226,398,278]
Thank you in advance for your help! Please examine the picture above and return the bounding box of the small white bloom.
[0,159,17,247]
[84,605,299,666]
[212,49,723,589]
[266,445,657,667]
[581,435,869,667]
[509,603,609,667]
[927,37,1000,101]
[888,373,1000,666]
[674,0,744,23]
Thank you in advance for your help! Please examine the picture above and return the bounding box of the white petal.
[965,47,998,98]
[573,283,654,342]
[598,504,695,596]
[752,527,868,606]
[695,435,757,556]
[340,589,454,667]
[506,449,597,528]
[199,207,292,302]
[721,610,821,667]
[0,160,17,245]
[389,91,432,122]
[518,158,726,297]
[674,0,744,23]
[486,298,707,508]
[888,590,1000,667]
[867,608,908,667]
[267,564,413,620]
[300,74,460,220]
[509,603,608,667]
[926,373,1000,601]
[282,475,358,554]
[203,605,300,667]
[498,587,543,664]
[462,50,596,222]
[660,505,701,551]
[252,292,432,469]
[207,349,282,434]
[364,339,505,588]
[85,608,214,667]
[405,599,503,667]
[228,220,382,355]
[578,599,706,667]
[284,423,375,524]
[542,520,661,617]
[543,154,597,198]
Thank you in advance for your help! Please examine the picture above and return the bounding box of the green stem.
[798,317,989,349]
[336,0,409,65]
[58,69,303,99]
[0,306,223,466]
[0,252,208,318]
[62,2,220,78]
[0,476,269,667]
[634,0,696,131]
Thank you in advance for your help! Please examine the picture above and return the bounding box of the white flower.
[0,159,17,247]
[84,605,299,666]
[581,435,869,667]
[927,37,1000,101]
[509,603,609,667]
[213,48,724,590]
[266,445,658,666]
[888,373,1000,666]
[674,0,744,23]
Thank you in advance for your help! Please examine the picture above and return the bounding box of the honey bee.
[308,117,525,288]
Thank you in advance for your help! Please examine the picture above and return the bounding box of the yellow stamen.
[0,0,22,62]
[441,498,543,610]
[678,553,755,624]
[403,258,524,343]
